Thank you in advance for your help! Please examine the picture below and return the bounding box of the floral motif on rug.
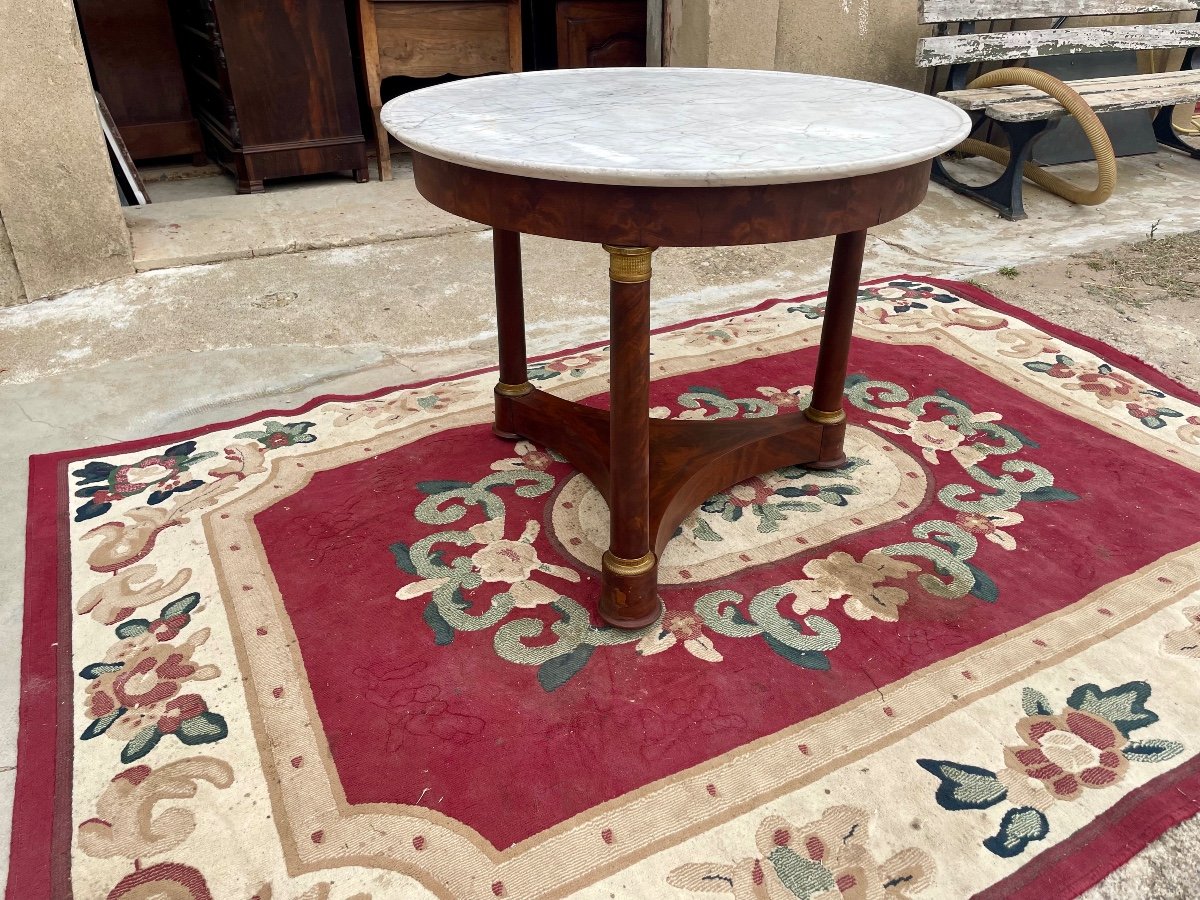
[14,277,1200,900]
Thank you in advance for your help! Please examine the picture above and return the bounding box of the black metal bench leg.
[932,118,1056,221]
[1152,106,1200,159]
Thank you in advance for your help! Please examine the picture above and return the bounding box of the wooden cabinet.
[359,0,522,180]
[368,1,522,79]
[76,0,203,161]
[170,0,369,193]
[555,1,646,68]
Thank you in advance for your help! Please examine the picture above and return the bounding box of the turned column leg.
[493,229,531,439]
[599,245,660,629]
[805,229,868,470]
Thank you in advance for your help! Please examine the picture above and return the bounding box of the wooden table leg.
[493,229,531,439]
[599,245,660,629]
[805,228,868,470]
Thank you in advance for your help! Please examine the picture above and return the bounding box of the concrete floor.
[2,151,1199,894]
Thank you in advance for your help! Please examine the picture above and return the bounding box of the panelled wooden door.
[555,0,647,68]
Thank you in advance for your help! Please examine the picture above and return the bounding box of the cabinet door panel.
[556,1,646,68]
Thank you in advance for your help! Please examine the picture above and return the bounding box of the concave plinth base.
[494,386,847,626]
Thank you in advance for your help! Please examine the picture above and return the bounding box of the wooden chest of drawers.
[170,0,369,193]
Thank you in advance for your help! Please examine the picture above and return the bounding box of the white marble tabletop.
[381,68,971,188]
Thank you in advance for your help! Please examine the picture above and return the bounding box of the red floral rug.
[14,277,1200,900]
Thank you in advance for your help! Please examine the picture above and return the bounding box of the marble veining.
[381,68,972,187]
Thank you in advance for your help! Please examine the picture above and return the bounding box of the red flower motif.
[1003,710,1129,801]
[1125,402,1158,420]
[726,477,774,508]
[265,432,291,448]
[149,614,189,642]
[1074,371,1140,403]
[545,352,604,374]
[1046,362,1078,378]
[112,455,182,493]
[662,611,704,640]
[157,694,208,734]
[111,651,198,707]
[88,688,117,719]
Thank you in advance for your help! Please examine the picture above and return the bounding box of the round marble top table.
[382,68,971,628]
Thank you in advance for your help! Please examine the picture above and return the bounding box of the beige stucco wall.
[0,217,24,307]
[0,0,133,302]
[666,0,928,88]
[665,0,784,70]
[670,3,1198,90]
[775,0,927,90]
[709,0,781,70]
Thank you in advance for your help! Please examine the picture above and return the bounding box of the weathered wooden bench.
[916,1,1200,218]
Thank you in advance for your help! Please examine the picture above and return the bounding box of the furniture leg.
[805,229,867,470]
[932,118,1055,221]
[493,229,530,439]
[599,245,659,629]
[507,0,524,72]
[359,0,392,181]
[1153,105,1200,159]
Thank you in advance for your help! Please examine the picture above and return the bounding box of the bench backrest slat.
[920,0,1200,24]
[917,20,1200,66]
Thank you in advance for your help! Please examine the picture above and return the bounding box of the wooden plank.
[920,0,1199,24]
[939,68,1200,107]
[917,22,1200,66]
[990,80,1200,118]
[937,69,1200,119]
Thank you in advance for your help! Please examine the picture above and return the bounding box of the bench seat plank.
[920,0,1199,25]
[918,22,1200,67]
[938,68,1200,120]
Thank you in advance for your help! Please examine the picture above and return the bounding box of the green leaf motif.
[1122,738,1185,763]
[79,661,124,680]
[423,601,455,646]
[537,644,595,692]
[983,806,1049,858]
[115,620,151,639]
[416,480,474,496]
[81,707,126,739]
[1022,485,1080,502]
[160,592,201,619]
[763,634,830,670]
[1022,687,1054,717]
[1067,681,1158,736]
[121,725,163,763]
[389,542,418,575]
[176,712,228,745]
[767,846,836,896]
[967,561,999,603]
[917,759,1008,811]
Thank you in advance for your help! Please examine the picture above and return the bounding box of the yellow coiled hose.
[957,67,1118,206]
